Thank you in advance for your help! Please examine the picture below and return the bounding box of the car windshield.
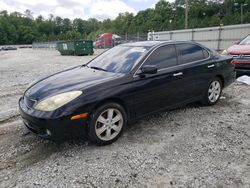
[87,45,149,73]
[240,35,250,45]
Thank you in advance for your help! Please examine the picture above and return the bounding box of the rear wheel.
[88,103,127,145]
[202,77,222,106]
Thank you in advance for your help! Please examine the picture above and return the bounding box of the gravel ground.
[0,49,250,188]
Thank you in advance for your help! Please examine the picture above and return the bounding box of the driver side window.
[144,44,178,70]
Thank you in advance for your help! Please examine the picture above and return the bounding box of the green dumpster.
[57,41,75,55]
[57,40,94,56]
[74,40,94,55]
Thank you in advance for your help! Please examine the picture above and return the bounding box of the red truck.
[95,33,122,49]
[95,32,113,49]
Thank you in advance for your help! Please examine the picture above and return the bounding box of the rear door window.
[177,43,208,64]
[144,44,178,69]
[203,49,209,59]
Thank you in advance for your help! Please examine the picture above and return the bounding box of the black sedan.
[19,41,235,145]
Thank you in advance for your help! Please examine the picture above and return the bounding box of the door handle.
[173,72,183,77]
[207,64,215,68]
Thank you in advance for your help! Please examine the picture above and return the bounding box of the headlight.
[221,50,228,55]
[35,91,82,111]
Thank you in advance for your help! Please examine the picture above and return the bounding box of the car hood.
[227,45,250,55]
[25,66,123,100]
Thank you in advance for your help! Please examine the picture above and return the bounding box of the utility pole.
[235,3,247,24]
[185,0,189,29]
[240,3,247,24]
[241,3,243,24]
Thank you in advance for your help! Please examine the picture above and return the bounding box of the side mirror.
[138,65,158,75]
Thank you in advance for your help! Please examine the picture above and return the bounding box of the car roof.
[120,40,200,48]
[121,41,169,47]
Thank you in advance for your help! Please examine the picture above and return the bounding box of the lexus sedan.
[222,34,250,76]
[19,41,235,145]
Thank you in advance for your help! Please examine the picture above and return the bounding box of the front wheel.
[88,103,127,145]
[202,77,222,106]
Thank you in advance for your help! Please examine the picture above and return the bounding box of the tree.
[19,26,35,44]
[62,18,72,32]
[153,0,173,31]
[24,9,34,20]
[0,0,249,45]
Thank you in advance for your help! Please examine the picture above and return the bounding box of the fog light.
[46,129,51,136]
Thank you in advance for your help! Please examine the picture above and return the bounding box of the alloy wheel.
[95,108,123,141]
[208,80,221,103]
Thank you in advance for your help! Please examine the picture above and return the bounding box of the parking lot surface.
[0,49,250,188]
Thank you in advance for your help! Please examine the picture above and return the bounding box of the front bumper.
[19,97,88,140]
[235,64,250,76]
[233,59,250,76]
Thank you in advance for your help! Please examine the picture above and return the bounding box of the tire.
[88,102,127,145]
[202,77,222,106]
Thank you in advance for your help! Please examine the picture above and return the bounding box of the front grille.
[232,54,250,57]
[233,54,250,59]
[24,96,37,108]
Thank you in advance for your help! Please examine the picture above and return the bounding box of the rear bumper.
[19,97,88,140]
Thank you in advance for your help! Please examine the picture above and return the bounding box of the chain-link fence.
[117,33,148,44]
[32,42,57,49]
[32,33,148,50]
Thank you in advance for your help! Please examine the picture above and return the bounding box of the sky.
[0,0,161,20]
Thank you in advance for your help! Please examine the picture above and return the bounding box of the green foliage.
[0,0,249,45]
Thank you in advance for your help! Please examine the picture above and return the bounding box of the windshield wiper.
[89,66,107,72]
